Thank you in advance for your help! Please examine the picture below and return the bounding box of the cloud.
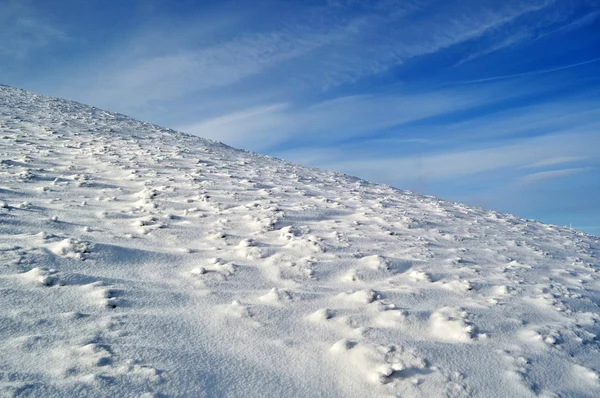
[275,0,557,90]
[455,30,533,66]
[523,156,586,169]
[178,89,489,150]
[73,27,341,107]
[539,9,600,37]
[400,96,600,142]
[180,103,291,149]
[188,80,600,155]
[274,125,600,186]
[0,1,67,60]
[452,56,600,85]
[54,0,561,110]
[518,168,588,185]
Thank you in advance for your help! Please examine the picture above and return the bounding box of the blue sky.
[2,0,600,235]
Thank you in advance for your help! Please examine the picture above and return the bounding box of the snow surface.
[1,84,599,397]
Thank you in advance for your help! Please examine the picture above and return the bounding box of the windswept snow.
[1,84,599,397]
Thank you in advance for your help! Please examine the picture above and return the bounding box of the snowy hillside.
[1,84,599,397]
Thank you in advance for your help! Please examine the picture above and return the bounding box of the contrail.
[451,56,600,85]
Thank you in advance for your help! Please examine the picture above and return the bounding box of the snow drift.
[1,84,599,397]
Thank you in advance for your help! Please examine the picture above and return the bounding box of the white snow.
[1,84,600,397]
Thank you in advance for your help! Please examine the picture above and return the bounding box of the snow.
[1,83,599,397]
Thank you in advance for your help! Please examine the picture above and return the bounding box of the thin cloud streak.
[452,56,600,85]
[523,157,586,169]
[518,168,588,185]
[455,30,532,66]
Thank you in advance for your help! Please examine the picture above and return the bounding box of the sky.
[2,0,600,236]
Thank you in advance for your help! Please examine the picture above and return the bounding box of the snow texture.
[1,84,600,397]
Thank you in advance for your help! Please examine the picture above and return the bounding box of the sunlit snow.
[1,85,599,397]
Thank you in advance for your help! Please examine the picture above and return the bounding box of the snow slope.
[1,84,599,397]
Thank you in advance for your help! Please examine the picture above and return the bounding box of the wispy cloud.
[452,56,600,85]
[518,168,588,185]
[274,122,600,184]
[55,0,562,111]
[0,1,66,60]
[402,96,600,142]
[537,9,600,38]
[178,89,490,150]
[455,30,532,66]
[72,27,343,107]
[523,156,586,169]
[176,75,600,175]
[181,103,291,149]
[262,0,557,90]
